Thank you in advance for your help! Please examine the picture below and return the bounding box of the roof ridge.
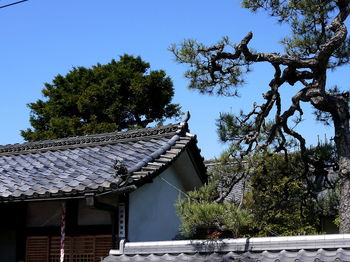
[0,123,184,155]
[110,234,350,256]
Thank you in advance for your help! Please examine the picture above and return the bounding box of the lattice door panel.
[26,236,49,262]
[26,235,111,262]
[94,235,112,262]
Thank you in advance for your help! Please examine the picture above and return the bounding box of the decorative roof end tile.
[114,160,128,177]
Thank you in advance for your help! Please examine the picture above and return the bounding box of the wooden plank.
[94,235,112,262]
[26,236,49,262]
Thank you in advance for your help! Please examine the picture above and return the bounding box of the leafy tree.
[176,181,253,239]
[177,147,338,239]
[171,1,350,232]
[21,55,181,141]
[245,152,322,236]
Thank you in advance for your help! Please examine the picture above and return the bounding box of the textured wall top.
[105,234,350,262]
[0,121,206,202]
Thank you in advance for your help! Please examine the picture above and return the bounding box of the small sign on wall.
[118,203,126,238]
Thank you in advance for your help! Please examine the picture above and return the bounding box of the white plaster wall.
[128,151,204,242]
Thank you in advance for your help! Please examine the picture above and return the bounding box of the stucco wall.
[128,151,203,242]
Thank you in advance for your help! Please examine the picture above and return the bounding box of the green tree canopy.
[245,152,322,236]
[176,147,339,239]
[21,55,181,141]
[171,0,350,232]
[176,181,253,239]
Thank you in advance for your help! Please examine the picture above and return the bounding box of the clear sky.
[0,0,347,159]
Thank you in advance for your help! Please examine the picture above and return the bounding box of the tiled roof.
[205,160,248,204]
[205,159,338,207]
[0,118,206,202]
[104,234,350,262]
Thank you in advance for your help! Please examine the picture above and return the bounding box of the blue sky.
[0,0,347,159]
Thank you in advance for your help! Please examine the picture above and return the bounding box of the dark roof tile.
[0,121,206,202]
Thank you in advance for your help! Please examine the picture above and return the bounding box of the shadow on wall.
[0,229,16,261]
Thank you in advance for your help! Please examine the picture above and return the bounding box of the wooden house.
[0,118,206,262]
